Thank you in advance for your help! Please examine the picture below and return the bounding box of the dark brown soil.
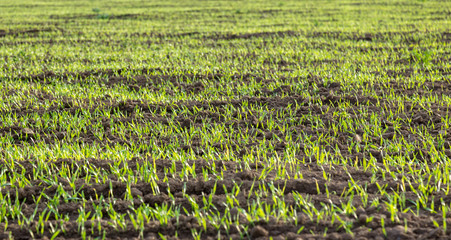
[1,158,450,239]
[1,75,451,238]
[0,28,55,38]
[1,23,450,239]
[3,76,451,157]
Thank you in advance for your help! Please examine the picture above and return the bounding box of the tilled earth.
[2,73,451,239]
[1,1,451,239]
[1,157,451,240]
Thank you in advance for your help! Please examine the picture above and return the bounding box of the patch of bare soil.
[15,69,268,92]
[0,28,56,38]
[49,13,150,20]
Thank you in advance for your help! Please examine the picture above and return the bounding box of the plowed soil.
[2,75,451,238]
[2,0,451,239]
[1,157,450,240]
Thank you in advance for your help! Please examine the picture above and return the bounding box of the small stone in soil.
[130,188,143,197]
[251,226,269,238]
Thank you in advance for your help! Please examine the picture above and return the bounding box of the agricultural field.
[0,0,451,239]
